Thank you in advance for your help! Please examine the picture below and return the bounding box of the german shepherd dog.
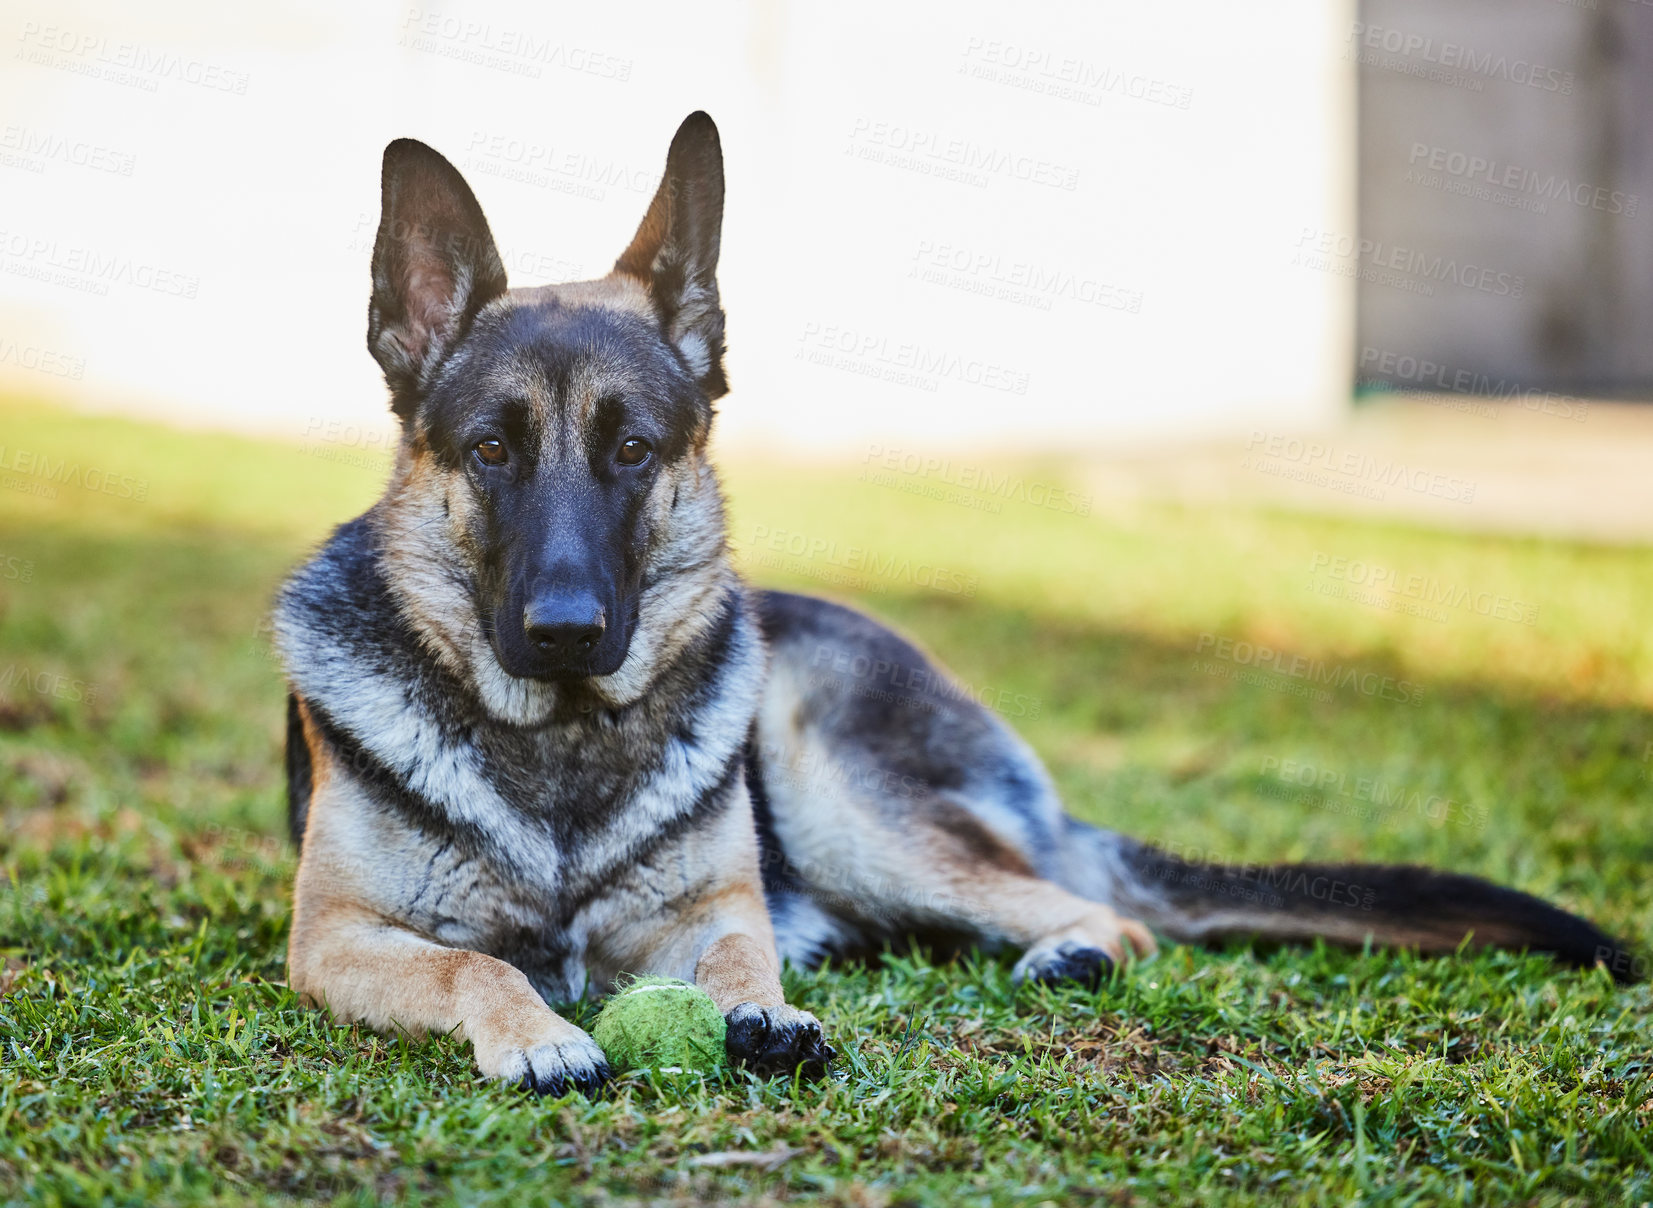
[276,112,1630,1095]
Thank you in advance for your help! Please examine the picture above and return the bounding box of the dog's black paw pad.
[1025,944,1115,990]
[724,1003,836,1079]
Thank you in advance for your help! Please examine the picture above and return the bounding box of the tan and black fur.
[277,113,1633,1096]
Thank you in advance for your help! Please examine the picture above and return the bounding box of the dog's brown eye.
[474,439,507,467]
[616,438,652,467]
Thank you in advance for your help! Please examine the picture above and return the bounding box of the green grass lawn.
[2,396,1650,1206]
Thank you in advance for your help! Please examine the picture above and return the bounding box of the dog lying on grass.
[275,112,1633,1095]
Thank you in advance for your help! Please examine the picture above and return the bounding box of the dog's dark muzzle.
[492,571,634,682]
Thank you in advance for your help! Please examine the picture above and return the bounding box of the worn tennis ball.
[591,977,727,1073]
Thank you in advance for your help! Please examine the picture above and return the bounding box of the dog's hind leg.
[888,809,1160,985]
[760,772,1157,985]
[752,590,1155,985]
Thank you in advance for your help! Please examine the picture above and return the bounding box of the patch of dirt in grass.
[0,696,55,732]
[0,957,26,997]
[940,1015,1181,1081]
[5,750,81,808]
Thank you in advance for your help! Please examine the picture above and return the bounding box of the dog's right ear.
[367,139,508,417]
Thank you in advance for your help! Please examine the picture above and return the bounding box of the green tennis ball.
[591,977,727,1073]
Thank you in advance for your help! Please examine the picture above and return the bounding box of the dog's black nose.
[523,595,606,656]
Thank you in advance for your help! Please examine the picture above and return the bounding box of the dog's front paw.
[724,1002,835,1079]
[476,1023,611,1097]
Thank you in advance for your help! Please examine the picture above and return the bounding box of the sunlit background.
[3,0,1649,523]
[2,0,1360,451]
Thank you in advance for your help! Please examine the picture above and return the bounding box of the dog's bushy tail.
[1066,820,1639,982]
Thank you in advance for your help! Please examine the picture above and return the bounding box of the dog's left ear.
[614,112,728,400]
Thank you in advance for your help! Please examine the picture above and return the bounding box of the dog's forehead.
[462,282,681,424]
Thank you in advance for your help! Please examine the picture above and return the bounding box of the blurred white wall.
[0,0,1356,454]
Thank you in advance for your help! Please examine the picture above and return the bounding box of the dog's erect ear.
[368,139,508,417]
[614,112,728,400]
